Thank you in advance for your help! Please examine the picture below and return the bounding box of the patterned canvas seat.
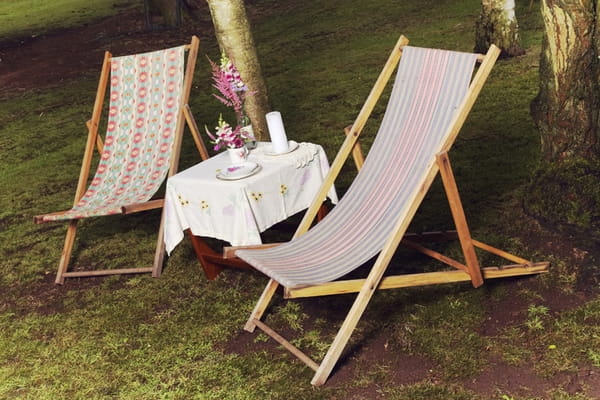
[35,37,207,284]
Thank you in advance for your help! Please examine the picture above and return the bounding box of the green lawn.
[0,0,137,40]
[1,0,599,399]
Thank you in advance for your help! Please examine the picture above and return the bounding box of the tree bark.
[531,0,600,162]
[147,0,180,27]
[475,0,525,57]
[206,0,270,140]
[525,1,600,241]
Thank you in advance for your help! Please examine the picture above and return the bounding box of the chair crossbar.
[252,319,320,371]
[285,262,549,299]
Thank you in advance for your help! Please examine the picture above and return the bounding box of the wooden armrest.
[33,210,69,224]
[86,119,104,153]
[344,125,365,171]
[121,199,164,214]
[223,243,282,259]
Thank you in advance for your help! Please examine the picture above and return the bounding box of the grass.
[1,0,599,399]
[0,0,138,41]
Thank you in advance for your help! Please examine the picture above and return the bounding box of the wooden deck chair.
[34,36,209,284]
[230,35,550,385]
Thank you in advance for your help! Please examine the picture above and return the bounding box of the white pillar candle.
[266,111,289,153]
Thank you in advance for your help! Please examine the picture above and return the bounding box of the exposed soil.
[0,6,212,98]
[2,5,599,399]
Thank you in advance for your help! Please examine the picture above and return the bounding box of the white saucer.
[216,162,261,180]
[264,140,299,156]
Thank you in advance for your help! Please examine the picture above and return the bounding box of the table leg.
[187,203,330,280]
[186,230,253,280]
[317,202,329,221]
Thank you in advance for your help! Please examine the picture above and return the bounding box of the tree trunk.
[146,0,180,27]
[475,0,525,56]
[525,1,600,242]
[206,0,270,140]
[531,0,600,162]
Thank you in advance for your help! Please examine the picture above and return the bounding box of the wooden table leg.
[186,230,253,280]
[317,203,329,221]
[187,202,330,280]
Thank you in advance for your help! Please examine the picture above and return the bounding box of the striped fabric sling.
[236,46,479,288]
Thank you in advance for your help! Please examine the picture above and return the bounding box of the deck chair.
[230,35,550,385]
[34,36,209,284]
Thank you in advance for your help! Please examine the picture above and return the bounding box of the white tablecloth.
[164,142,338,254]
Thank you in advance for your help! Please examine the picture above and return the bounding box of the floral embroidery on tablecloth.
[250,192,263,202]
[177,194,189,206]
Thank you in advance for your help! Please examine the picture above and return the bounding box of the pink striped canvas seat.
[40,45,185,222]
[236,47,479,288]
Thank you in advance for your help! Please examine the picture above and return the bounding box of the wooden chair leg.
[245,279,280,332]
[56,220,78,284]
[436,152,483,288]
[310,268,383,385]
[152,216,167,277]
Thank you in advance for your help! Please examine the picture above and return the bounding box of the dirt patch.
[464,355,553,398]
[0,6,213,99]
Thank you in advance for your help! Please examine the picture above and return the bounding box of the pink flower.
[204,53,257,152]
[207,53,255,123]
[204,114,247,150]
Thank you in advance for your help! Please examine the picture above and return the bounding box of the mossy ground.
[1,1,599,399]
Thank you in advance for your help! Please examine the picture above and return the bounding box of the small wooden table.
[164,142,337,279]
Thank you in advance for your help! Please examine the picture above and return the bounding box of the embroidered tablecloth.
[164,142,338,253]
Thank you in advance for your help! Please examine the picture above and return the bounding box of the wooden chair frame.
[34,36,209,284]
[227,36,549,386]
